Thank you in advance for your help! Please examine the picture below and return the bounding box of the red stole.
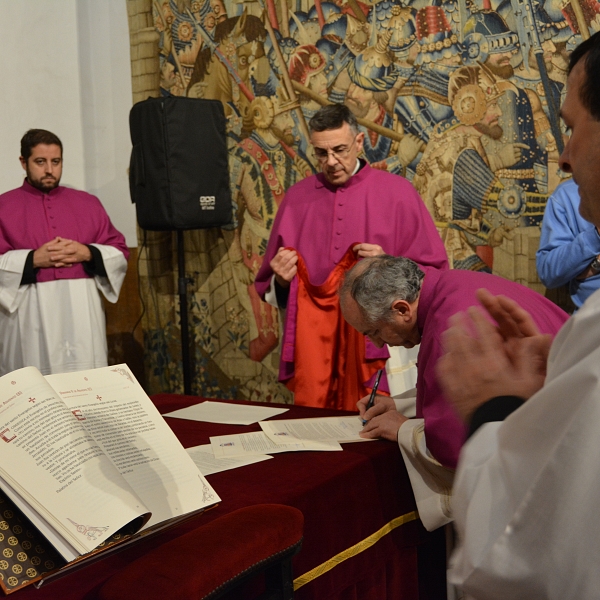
[287,246,387,410]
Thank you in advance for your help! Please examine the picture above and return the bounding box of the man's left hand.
[47,238,92,266]
[360,410,408,442]
[353,243,385,257]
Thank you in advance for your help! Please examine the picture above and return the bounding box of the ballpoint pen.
[362,369,383,426]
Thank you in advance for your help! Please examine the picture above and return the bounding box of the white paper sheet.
[260,416,373,444]
[186,444,272,475]
[210,431,341,458]
[164,400,289,425]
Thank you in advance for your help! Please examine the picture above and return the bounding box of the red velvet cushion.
[98,504,304,600]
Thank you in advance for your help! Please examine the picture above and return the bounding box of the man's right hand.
[271,247,298,288]
[358,395,406,441]
[357,394,395,421]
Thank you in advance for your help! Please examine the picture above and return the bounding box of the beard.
[26,172,60,192]
[272,126,295,147]
[485,60,514,80]
[474,122,503,140]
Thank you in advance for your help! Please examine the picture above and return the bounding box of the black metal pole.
[177,230,192,395]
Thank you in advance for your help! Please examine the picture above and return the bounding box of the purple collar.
[416,268,442,335]
[21,178,63,198]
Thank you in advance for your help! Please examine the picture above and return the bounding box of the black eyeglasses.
[313,135,358,162]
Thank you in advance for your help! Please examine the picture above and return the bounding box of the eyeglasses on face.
[312,135,358,162]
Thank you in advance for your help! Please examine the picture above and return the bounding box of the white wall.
[1,0,138,246]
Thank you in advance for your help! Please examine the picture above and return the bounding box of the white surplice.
[449,287,600,599]
[398,418,454,531]
[0,244,127,375]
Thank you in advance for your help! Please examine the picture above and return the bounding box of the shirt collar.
[314,159,371,190]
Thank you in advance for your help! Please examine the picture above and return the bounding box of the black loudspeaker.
[129,96,232,231]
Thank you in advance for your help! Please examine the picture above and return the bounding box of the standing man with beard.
[414,65,527,271]
[255,103,448,410]
[0,129,129,375]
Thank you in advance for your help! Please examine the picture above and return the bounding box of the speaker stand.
[177,230,192,395]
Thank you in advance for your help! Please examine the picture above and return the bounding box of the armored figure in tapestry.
[228,92,310,362]
[413,64,530,270]
[144,0,598,399]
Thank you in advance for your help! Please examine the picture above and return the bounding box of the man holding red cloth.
[254,104,447,410]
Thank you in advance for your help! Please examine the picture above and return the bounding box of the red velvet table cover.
[12,396,445,599]
[97,504,305,599]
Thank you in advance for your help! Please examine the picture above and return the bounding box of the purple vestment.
[0,180,129,275]
[0,180,129,375]
[416,268,569,468]
[254,163,449,382]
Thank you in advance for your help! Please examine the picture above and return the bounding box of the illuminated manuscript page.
[0,367,148,559]
[47,364,220,528]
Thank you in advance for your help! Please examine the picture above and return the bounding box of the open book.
[0,364,219,594]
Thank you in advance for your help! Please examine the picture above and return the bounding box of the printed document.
[186,444,272,475]
[260,416,371,444]
[210,431,341,458]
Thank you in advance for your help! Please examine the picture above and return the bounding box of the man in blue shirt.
[536,178,600,309]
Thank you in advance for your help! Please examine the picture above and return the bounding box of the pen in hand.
[362,369,383,426]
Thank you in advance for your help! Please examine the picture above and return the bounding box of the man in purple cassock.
[254,104,448,407]
[0,129,129,375]
[340,255,568,531]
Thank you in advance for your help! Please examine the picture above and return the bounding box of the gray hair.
[340,255,425,324]
[308,104,359,136]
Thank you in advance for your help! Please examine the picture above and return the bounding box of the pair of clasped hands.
[33,237,92,269]
[270,242,384,287]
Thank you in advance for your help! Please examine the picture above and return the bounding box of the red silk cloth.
[287,246,386,410]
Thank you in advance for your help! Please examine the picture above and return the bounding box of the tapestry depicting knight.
[143,0,598,400]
